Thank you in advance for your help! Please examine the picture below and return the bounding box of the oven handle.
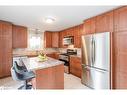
[59,59,69,62]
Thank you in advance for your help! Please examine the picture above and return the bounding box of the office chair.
[11,63,35,89]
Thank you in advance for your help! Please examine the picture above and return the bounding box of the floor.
[0,73,89,90]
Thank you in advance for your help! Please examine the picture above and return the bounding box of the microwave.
[63,36,74,45]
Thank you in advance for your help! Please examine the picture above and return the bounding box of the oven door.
[59,59,70,73]
[59,59,69,66]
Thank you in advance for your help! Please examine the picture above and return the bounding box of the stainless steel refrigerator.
[81,32,110,89]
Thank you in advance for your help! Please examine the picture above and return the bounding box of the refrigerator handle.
[91,38,94,65]
[84,66,107,73]
[93,38,96,64]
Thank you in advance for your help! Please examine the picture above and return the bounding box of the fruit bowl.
[36,57,48,62]
[36,54,48,62]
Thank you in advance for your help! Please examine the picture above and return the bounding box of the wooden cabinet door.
[54,53,59,59]
[0,21,12,78]
[0,22,2,78]
[70,56,82,78]
[74,36,81,48]
[46,53,55,58]
[2,37,12,77]
[12,25,27,48]
[83,17,96,35]
[113,31,127,89]
[2,22,12,77]
[114,7,127,32]
[44,31,52,48]
[59,31,67,48]
[96,11,113,33]
[59,31,62,48]
[52,32,59,48]
[74,25,82,48]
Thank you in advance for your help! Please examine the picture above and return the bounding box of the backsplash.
[13,48,81,55]
[58,48,81,55]
[13,48,59,55]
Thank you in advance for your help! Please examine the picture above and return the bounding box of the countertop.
[70,55,81,58]
[21,57,64,71]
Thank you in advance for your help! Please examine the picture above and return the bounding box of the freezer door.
[92,32,110,71]
[81,35,93,66]
[81,65,110,89]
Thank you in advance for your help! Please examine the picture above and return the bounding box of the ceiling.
[0,6,119,32]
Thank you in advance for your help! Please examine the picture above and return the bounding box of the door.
[81,34,93,66]
[81,65,109,89]
[92,32,110,71]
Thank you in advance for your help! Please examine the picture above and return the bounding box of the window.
[28,31,44,50]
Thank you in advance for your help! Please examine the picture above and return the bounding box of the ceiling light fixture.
[45,18,55,24]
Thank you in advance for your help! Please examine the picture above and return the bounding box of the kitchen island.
[22,57,64,89]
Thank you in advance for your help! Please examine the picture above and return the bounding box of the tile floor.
[0,73,89,90]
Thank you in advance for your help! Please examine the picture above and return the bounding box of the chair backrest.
[13,61,25,74]
[11,67,21,81]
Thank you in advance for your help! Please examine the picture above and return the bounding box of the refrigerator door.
[92,32,110,71]
[81,35,93,66]
[81,65,110,89]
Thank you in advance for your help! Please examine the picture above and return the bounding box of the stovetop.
[60,49,77,56]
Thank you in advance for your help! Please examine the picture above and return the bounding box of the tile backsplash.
[13,48,81,55]
[13,48,58,55]
[58,48,81,55]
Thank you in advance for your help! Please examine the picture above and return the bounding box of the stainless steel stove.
[59,49,77,73]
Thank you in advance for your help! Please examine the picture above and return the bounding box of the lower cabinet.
[70,56,82,78]
[46,53,59,60]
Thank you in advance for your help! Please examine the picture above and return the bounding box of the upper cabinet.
[59,31,67,48]
[59,24,83,48]
[96,11,113,33]
[44,31,52,48]
[83,11,113,34]
[114,7,127,32]
[44,31,59,48]
[12,25,27,48]
[52,32,59,48]
[82,17,96,35]
[73,24,83,48]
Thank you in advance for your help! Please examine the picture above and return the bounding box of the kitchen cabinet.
[52,32,59,48]
[53,53,59,59]
[46,53,54,58]
[73,25,83,48]
[0,21,12,78]
[44,31,59,48]
[113,31,127,89]
[12,25,27,48]
[59,24,83,48]
[83,17,96,35]
[44,31,52,48]
[46,53,59,60]
[70,56,82,78]
[96,11,113,33]
[114,6,127,32]
[59,31,67,48]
